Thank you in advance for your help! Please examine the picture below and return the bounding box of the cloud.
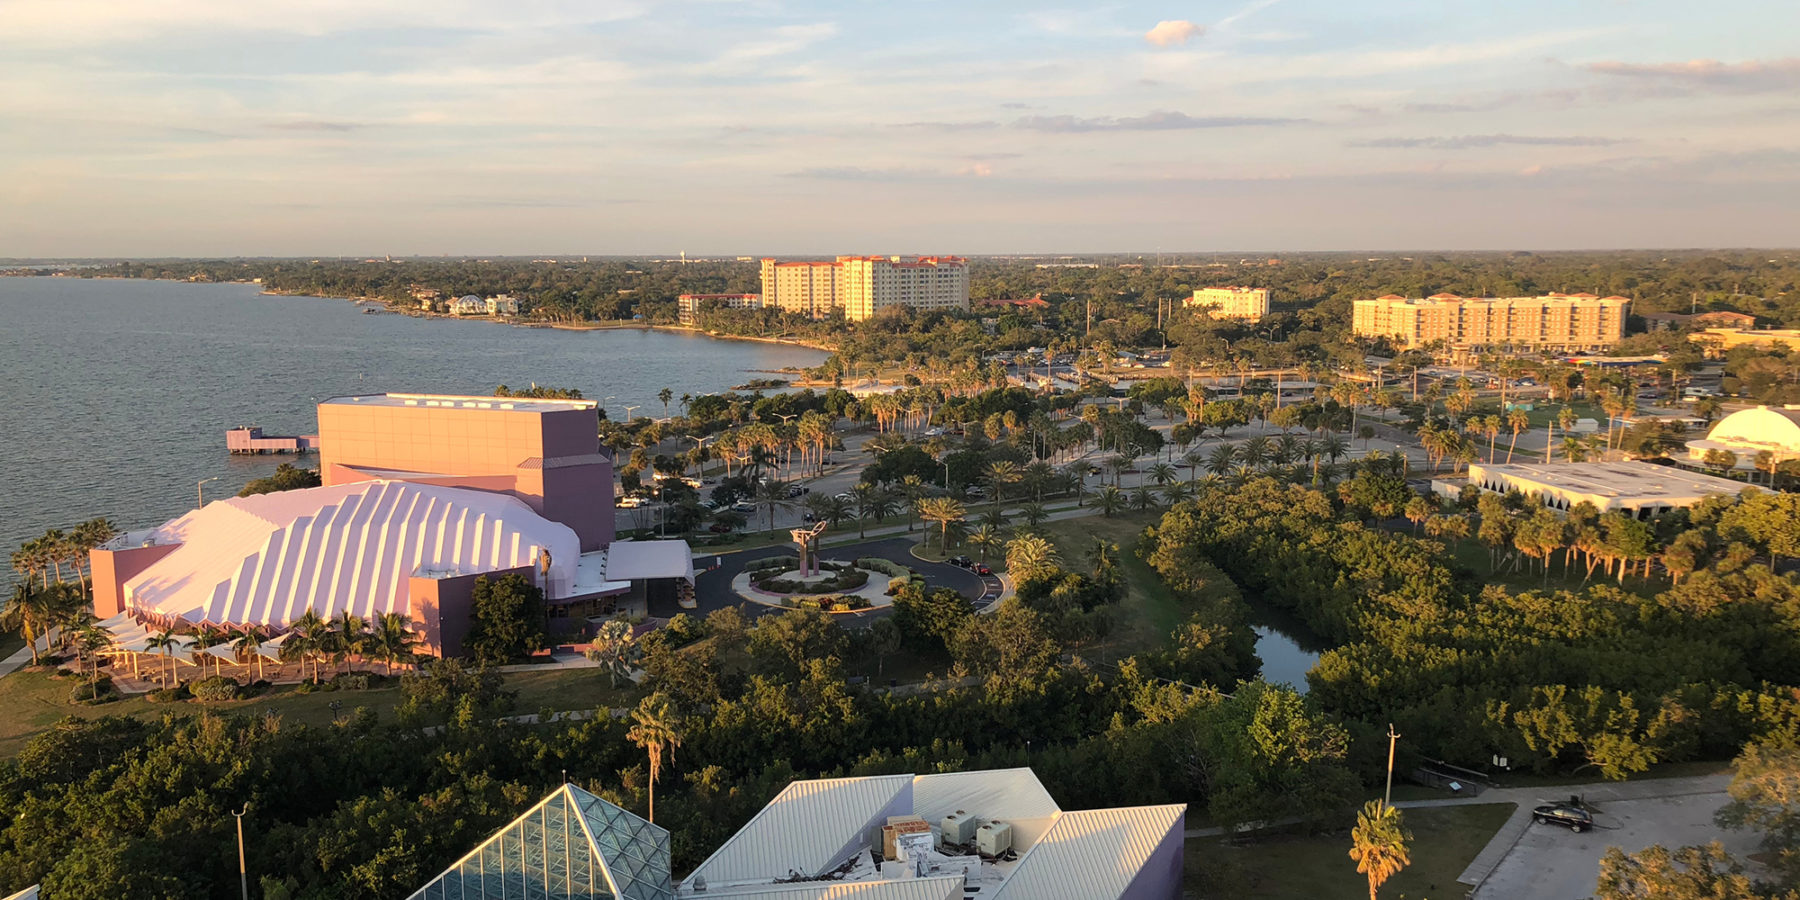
[1016,111,1302,132]
[264,120,361,132]
[891,120,1000,132]
[1144,20,1204,47]
[1584,58,1800,93]
[1353,134,1629,150]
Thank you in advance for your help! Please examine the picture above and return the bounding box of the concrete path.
[0,630,57,678]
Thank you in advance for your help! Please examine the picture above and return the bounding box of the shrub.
[147,684,191,703]
[191,675,242,702]
[857,558,911,578]
[69,676,117,704]
[844,596,872,611]
[332,673,371,691]
[745,556,794,571]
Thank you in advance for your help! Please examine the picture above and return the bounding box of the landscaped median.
[730,555,921,613]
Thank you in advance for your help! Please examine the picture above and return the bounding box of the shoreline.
[254,287,841,356]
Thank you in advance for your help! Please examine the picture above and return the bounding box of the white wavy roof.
[125,481,578,627]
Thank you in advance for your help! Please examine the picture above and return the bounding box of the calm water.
[0,278,826,582]
[1247,598,1329,694]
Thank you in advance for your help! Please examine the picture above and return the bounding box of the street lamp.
[774,413,798,426]
[623,404,641,421]
[232,805,250,900]
[941,458,951,491]
[198,476,222,508]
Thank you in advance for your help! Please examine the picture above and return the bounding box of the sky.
[2,0,1798,256]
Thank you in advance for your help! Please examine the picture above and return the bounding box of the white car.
[617,496,649,508]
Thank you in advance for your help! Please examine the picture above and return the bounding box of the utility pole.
[1384,723,1401,808]
[1086,296,1092,338]
[233,805,250,900]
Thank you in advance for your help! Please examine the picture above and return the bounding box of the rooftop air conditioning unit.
[976,821,1012,857]
[941,810,977,846]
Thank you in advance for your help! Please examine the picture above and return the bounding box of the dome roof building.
[1686,406,1800,469]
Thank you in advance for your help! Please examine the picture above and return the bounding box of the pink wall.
[319,400,613,551]
[90,543,181,618]
[408,564,533,657]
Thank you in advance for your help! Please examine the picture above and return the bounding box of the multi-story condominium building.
[760,255,970,321]
[1184,286,1270,321]
[1352,292,1629,352]
[676,293,763,326]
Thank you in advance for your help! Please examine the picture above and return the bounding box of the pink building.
[89,392,698,658]
[226,426,319,454]
[318,393,615,552]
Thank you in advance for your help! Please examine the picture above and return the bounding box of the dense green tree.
[462,573,547,665]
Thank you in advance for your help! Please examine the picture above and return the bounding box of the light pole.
[941,459,951,491]
[1383,723,1401,808]
[232,804,250,900]
[198,476,222,508]
[623,404,641,422]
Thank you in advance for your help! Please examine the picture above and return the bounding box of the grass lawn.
[0,666,642,758]
[1039,511,1195,660]
[1187,803,1516,900]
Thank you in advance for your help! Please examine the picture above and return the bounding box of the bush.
[331,673,371,691]
[844,596,872,610]
[69,676,117,704]
[191,675,242,702]
[857,557,911,578]
[147,684,191,703]
[745,556,794,571]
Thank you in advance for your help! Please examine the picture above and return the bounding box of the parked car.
[708,522,734,533]
[786,486,805,499]
[732,500,756,513]
[617,496,648,508]
[948,555,972,568]
[1532,803,1593,832]
[974,564,992,576]
[835,492,855,502]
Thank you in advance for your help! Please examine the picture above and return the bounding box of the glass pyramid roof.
[408,784,672,900]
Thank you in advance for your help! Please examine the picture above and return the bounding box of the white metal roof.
[691,877,962,900]
[683,774,912,887]
[989,804,1186,900]
[2,885,39,900]
[602,540,696,583]
[123,481,579,628]
[911,767,1060,826]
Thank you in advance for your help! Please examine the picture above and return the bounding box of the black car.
[948,555,972,568]
[1532,803,1594,832]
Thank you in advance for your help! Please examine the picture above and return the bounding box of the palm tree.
[900,475,926,532]
[368,612,418,675]
[1348,801,1411,900]
[1206,444,1237,478]
[984,460,1022,504]
[1061,462,1091,506]
[290,609,331,683]
[1504,409,1531,463]
[1240,435,1271,472]
[1147,462,1176,487]
[657,387,673,419]
[146,628,182,689]
[1,582,58,665]
[753,479,794,533]
[72,624,112,698]
[1005,533,1061,583]
[1160,480,1195,506]
[805,493,853,530]
[1096,486,1126,518]
[1019,503,1049,529]
[1129,485,1158,511]
[585,619,641,688]
[968,523,1004,563]
[627,693,684,824]
[849,483,888,537]
[916,496,967,553]
[234,629,265,681]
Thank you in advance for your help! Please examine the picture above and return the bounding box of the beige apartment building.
[1184,286,1270,321]
[760,256,970,321]
[1352,292,1629,352]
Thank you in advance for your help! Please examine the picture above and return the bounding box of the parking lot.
[1477,789,1759,898]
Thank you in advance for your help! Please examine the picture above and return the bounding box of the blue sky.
[2,0,1797,256]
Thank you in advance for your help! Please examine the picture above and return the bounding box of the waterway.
[1246,597,1331,695]
[0,278,827,584]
